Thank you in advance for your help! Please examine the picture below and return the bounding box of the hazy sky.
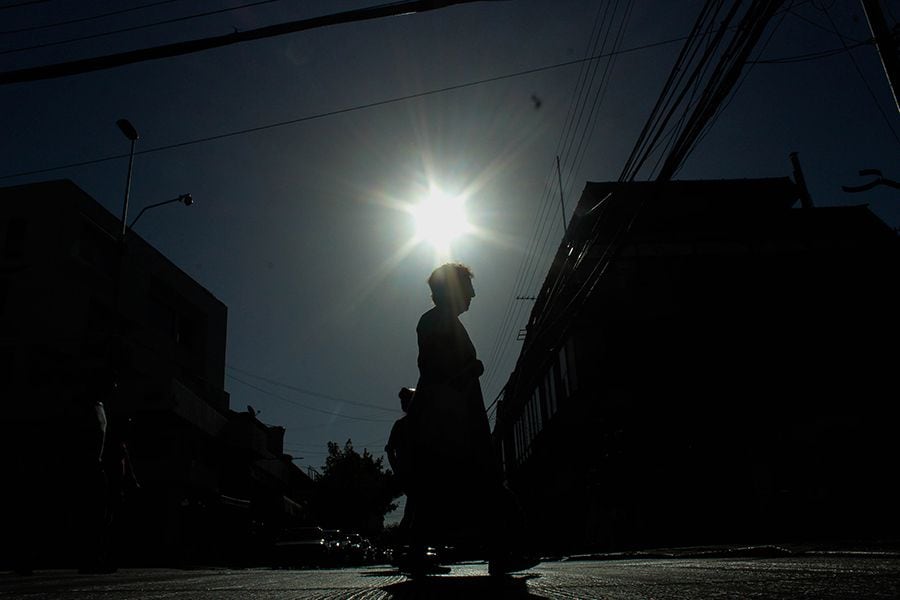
[2,0,898,520]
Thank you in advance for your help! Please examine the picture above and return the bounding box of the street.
[3,555,899,599]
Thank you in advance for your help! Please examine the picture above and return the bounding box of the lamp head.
[180,193,193,206]
[116,119,139,141]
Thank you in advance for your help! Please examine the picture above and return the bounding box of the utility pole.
[860,0,900,115]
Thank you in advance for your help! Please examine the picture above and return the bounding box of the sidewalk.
[562,539,900,562]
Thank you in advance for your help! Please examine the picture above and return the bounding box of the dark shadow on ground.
[382,574,546,599]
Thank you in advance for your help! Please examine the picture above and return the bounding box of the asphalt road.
[2,556,899,599]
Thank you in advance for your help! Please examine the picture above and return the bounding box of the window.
[532,391,543,435]
[559,336,578,399]
[514,421,523,463]
[545,367,558,418]
[523,406,532,451]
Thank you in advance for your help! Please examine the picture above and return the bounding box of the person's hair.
[427,263,474,306]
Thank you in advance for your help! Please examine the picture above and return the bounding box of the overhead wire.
[784,4,862,42]
[226,364,399,413]
[528,0,634,335]
[656,0,789,182]
[559,0,633,197]
[519,1,726,353]
[479,161,557,390]
[648,8,727,177]
[481,1,617,394]
[1,31,711,181]
[1,0,191,36]
[624,0,739,182]
[820,2,900,146]
[0,0,53,9]
[523,0,791,372]
[685,0,798,175]
[484,0,634,400]
[519,1,627,308]
[748,39,872,63]
[0,0,499,84]
[618,0,721,182]
[1,0,289,56]
[534,2,776,336]
[226,373,394,423]
[556,0,619,184]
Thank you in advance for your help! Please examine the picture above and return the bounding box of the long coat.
[406,306,497,544]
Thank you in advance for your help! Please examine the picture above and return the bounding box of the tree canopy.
[311,440,400,537]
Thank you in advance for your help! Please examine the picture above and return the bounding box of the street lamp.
[116,118,193,235]
[117,118,139,239]
[129,193,193,231]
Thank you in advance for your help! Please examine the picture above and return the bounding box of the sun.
[411,189,471,254]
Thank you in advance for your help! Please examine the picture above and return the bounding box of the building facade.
[0,180,312,568]
[493,178,900,553]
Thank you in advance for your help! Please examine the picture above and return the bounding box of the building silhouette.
[0,180,312,568]
[493,177,900,553]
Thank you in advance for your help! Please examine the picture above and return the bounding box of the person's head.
[428,263,475,313]
[398,387,415,412]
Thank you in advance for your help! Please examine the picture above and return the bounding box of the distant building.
[0,180,312,568]
[493,177,900,553]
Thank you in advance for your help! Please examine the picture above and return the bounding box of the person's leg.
[487,483,541,576]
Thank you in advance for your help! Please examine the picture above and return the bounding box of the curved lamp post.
[116,118,139,239]
[117,118,193,235]
[129,193,193,231]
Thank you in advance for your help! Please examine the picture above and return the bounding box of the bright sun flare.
[412,190,470,251]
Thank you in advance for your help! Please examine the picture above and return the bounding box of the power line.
[0,32,700,181]
[0,0,496,84]
[749,39,871,64]
[516,0,793,389]
[685,0,797,173]
[226,364,398,413]
[484,0,627,393]
[1,0,287,55]
[0,0,53,10]
[820,3,900,145]
[0,0,190,35]
[226,373,394,423]
[785,5,863,42]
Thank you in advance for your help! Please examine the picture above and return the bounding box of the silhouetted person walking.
[403,263,537,576]
[385,387,415,530]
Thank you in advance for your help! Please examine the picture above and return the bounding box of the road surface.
[2,555,899,599]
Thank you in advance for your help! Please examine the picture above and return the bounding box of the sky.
[2,0,899,521]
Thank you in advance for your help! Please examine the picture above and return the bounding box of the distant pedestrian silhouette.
[401,263,537,576]
[385,387,415,529]
[386,387,414,492]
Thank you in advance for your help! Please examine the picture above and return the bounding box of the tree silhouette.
[311,440,399,537]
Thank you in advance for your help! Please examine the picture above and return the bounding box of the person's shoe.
[488,553,540,576]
